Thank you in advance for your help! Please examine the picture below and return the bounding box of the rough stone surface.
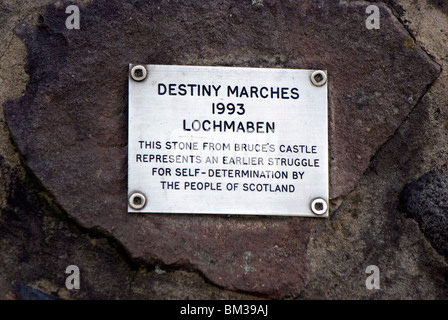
[400,172,448,262]
[2,0,440,298]
[1,0,448,299]
[297,0,448,299]
[0,153,253,300]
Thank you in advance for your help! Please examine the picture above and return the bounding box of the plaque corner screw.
[130,65,147,82]
[310,198,328,215]
[310,70,327,87]
[129,192,146,210]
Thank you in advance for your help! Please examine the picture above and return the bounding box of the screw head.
[130,65,147,82]
[310,198,328,215]
[129,192,146,210]
[310,70,327,87]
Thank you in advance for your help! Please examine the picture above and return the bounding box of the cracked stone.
[3,0,440,297]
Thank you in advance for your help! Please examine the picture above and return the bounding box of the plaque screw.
[129,192,146,210]
[130,65,147,82]
[310,198,328,215]
[310,70,327,87]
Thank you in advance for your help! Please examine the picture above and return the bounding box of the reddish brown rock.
[3,0,439,297]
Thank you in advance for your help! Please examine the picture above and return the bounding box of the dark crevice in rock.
[333,64,441,214]
[360,1,443,169]
[367,66,440,172]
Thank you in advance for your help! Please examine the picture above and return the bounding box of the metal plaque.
[128,65,329,217]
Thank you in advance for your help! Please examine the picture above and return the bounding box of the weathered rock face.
[0,154,252,300]
[401,172,448,261]
[3,0,441,297]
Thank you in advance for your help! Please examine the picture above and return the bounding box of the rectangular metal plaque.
[128,65,328,217]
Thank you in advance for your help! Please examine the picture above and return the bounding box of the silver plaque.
[128,65,328,217]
